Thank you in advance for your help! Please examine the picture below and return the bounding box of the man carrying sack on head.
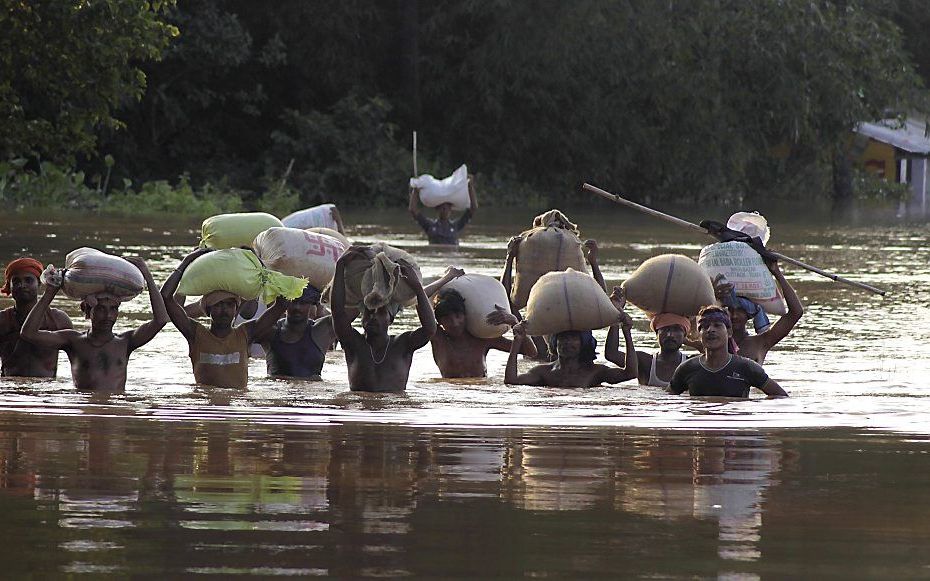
[0,257,72,377]
[161,249,289,389]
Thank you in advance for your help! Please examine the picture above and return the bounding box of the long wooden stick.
[413,130,418,176]
[583,183,887,296]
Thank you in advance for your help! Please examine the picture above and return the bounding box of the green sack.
[178,248,307,303]
[200,212,283,249]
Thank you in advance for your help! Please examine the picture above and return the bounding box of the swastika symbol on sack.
[302,232,344,260]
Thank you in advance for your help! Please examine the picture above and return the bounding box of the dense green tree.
[5,0,925,208]
[0,0,177,162]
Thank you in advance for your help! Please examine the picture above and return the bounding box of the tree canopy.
[2,0,927,207]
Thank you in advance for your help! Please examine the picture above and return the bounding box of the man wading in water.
[19,257,167,391]
[669,306,787,398]
[408,174,478,245]
[253,284,336,380]
[714,259,803,364]
[505,288,638,388]
[161,249,286,389]
[0,258,72,377]
[331,246,436,391]
[613,313,693,388]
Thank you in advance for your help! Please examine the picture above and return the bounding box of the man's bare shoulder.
[50,308,73,328]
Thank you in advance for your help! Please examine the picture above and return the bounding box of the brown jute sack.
[524,269,618,336]
[622,254,715,317]
[341,242,422,309]
[512,226,587,309]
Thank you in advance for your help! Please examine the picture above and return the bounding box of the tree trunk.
[831,150,855,220]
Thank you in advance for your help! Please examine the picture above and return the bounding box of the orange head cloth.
[650,312,692,335]
[2,258,44,295]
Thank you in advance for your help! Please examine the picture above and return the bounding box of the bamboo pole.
[583,182,887,296]
[413,130,418,176]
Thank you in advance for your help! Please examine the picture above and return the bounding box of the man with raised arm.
[253,284,336,380]
[669,305,788,398]
[161,249,286,389]
[19,257,166,391]
[0,257,72,377]
[714,259,803,364]
[332,246,436,391]
[408,175,478,245]
[505,288,638,388]
[425,266,537,378]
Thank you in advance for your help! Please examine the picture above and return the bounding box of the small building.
[853,117,930,217]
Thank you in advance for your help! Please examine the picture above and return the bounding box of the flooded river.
[0,206,928,577]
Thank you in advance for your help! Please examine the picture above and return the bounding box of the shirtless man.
[715,259,803,364]
[332,246,436,391]
[428,284,537,378]
[161,249,286,389]
[408,175,478,245]
[253,284,336,380]
[669,305,787,398]
[19,257,166,391]
[0,258,72,377]
[505,288,638,388]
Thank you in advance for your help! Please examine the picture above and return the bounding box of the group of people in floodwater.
[0,179,802,398]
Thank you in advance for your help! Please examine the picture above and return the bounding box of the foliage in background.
[0,160,241,216]
[2,0,930,211]
[0,0,177,162]
[851,169,911,203]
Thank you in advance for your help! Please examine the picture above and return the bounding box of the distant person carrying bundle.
[0,257,72,377]
[669,306,787,398]
[161,248,306,389]
[425,267,537,378]
[331,245,436,392]
[408,168,478,245]
[20,253,168,391]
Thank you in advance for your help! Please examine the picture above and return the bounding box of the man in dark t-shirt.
[408,174,478,245]
[669,306,787,398]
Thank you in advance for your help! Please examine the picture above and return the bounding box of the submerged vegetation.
[2,0,930,213]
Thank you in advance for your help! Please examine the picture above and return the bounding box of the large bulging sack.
[200,212,283,249]
[54,248,145,300]
[512,226,587,309]
[341,243,422,309]
[443,274,513,339]
[622,254,715,317]
[282,204,339,230]
[698,242,787,315]
[178,248,307,304]
[253,227,346,290]
[524,269,618,336]
[410,164,470,210]
[307,227,350,248]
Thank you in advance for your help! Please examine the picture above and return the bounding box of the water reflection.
[0,414,927,577]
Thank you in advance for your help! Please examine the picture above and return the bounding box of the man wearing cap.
[669,306,787,398]
[0,258,73,377]
[621,313,693,388]
[19,257,166,391]
[253,284,336,380]
[161,249,286,389]
[713,259,803,364]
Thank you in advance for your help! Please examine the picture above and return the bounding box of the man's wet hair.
[550,330,597,364]
[433,288,466,319]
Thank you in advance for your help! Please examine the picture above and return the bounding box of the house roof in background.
[856,118,930,154]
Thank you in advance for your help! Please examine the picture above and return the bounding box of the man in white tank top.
[611,313,692,388]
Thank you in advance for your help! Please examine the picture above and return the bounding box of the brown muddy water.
[0,206,928,578]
